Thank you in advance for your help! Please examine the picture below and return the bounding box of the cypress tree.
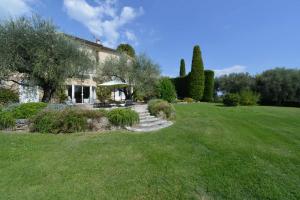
[188,45,205,100]
[203,70,215,102]
[179,59,186,77]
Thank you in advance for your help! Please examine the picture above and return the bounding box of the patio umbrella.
[98,80,128,101]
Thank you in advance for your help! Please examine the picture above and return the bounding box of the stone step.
[136,110,149,114]
[139,115,155,120]
[128,104,173,132]
[138,120,168,127]
[127,121,173,132]
[140,118,160,123]
[139,112,151,117]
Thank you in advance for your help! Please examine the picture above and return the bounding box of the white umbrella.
[99,80,128,101]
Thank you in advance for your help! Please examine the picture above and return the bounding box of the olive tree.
[0,15,94,102]
[97,53,160,100]
[256,68,300,105]
[215,73,255,94]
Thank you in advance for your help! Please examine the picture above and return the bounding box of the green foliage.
[12,102,47,119]
[183,97,194,103]
[0,88,19,105]
[171,74,189,99]
[215,73,255,94]
[223,93,240,106]
[54,86,68,103]
[96,86,112,102]
[148,99,175,119]
[30,109,107,134]
[256,68,300,106]
[157,78,177,103]
[0,15,94,102]
[107,108,139,127]
[99,53,160,101]
[203,70,215,102]
[78,109,107,119]
[31,110,62,133]
[116,44,136,57]
[188,45,205,101]
[0,111,15,129]
[239,90,260,106]
[179,59,186,77]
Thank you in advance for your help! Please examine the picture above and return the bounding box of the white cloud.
[214,65,247,77]
[0,0,33,19]
[63,0,143,47]
[125,30,138,45]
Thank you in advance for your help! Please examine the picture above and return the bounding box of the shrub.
[12,102,47,119]
[239,90,260,106]
[223,93,239,106]
[188,45,205,101]
[0,111,15,129]
[30,110,61,133]
[157,78,177,103]
[59,110,88,133]
[183,97,194,103]
[75,109,107,119]
[107,108,139,127]
[148,99,175,119]
[30,109,94,133]
[0,88,19,105]
[203,70,215,102]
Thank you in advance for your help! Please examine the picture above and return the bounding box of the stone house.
[1,35,127,104]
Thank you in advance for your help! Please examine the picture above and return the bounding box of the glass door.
[75,86,82,103]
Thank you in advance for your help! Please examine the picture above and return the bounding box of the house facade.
[1,35,126,104]
[63,35,123,104]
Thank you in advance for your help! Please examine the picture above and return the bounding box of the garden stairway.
[126,104,173,132]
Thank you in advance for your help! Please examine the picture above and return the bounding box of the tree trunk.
[123,88,133,100]
[42,87,54,103]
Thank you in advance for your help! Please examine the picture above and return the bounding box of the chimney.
[96,39,101,44]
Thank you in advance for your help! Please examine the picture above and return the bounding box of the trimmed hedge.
[171,74,189,99]
[0,88,19,105]
[223,93,240,106]
[148,99,175,119]
[107,108,139,127]
[157,78,177,103]
[203,70,215,102]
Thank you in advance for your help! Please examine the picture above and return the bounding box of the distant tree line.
[215,68,300,106]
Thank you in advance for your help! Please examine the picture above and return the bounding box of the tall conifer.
[188,45,205,100]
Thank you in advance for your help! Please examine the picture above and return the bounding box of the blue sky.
[1,0,300,77]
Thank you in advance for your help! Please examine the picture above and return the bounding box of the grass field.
[0,103,299,199]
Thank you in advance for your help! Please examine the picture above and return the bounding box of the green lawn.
[0,103,299,200]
